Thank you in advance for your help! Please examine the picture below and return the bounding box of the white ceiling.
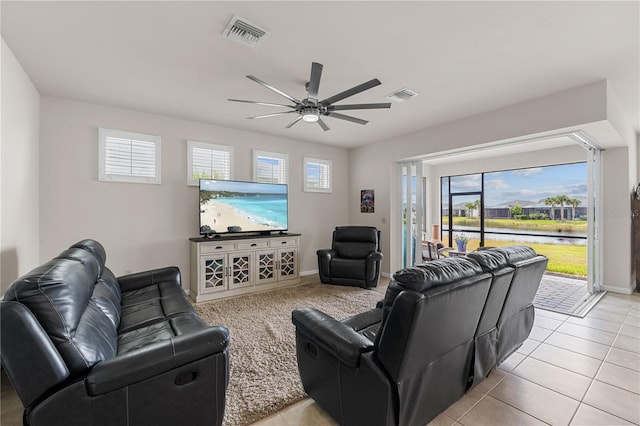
[2,1,638,149]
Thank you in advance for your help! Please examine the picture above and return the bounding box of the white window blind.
[253,150,288,184]
[304,157,332,192]
[187,140,233,186]
[99,128,161,184]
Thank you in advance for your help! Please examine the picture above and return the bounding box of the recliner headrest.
[466,250,508,272]
[55,248,101,279]
[70,239,106,276]
[392,257,483,293]
[493,246,537,264]
[334,226,379,244]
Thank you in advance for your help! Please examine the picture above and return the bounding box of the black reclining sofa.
[1,239,230,426]
[292,245,547,426]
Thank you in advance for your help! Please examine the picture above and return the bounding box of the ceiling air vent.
[385,88,419,102]
[222,15,269,48]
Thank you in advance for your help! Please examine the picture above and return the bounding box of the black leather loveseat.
[1,239,230,426]
[292,246,547,426]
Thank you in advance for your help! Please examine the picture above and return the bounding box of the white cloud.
[484,179,508,190]
[511,167,543,176]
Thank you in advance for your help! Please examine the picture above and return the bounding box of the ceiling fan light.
[301,109,319,122]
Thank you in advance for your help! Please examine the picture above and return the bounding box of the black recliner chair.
[317,226,383,288]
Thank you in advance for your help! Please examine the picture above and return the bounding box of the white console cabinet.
[189,233,300,302]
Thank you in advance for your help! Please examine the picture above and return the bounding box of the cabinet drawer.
[237,240,269,250]
[269,237,297,248]
[200,242,236,254]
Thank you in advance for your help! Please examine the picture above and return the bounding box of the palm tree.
[567,197,582,220]
[544,196,558,220]
[464,202,476,219]
[557,195,570,221]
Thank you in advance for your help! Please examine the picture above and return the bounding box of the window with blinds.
[98,128,161,184]
[253,150,288,184]
[303,157,332,192]
[187,140,233,186]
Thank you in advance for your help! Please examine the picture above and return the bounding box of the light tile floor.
[2,287,639,426]
[250,291,640,426]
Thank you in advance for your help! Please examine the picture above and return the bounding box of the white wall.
[602,147,635,293]
[348,82,637,293]
[39,96,349,288]
[1,39,40,292]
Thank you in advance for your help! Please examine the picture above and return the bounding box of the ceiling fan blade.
[228,99,295,108]
[327,103,391,111]
[320,78,382,106]
[246,75,301,104]
[247,111,296,119]
[307,62,323,103]
[326,112,369,125]
[285,115,303,128]
[317,118,330,131]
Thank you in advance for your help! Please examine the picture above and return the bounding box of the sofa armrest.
[292,307,373,368]
[87,326,229,395]
[1,301,70,407]
[316,249,336,281]
[367,251,383,262]
[316,249,336,259]
[117,266,181,292]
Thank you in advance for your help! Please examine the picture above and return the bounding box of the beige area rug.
[194,282,383,426]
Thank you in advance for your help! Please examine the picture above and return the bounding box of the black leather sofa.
[292,246,547,426]
[1,239,230,426]
[317,226,383,288]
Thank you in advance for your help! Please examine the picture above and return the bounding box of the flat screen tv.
[199,179,288,236]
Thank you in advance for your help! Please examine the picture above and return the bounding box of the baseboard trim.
[601,285,635,295]
[300,269,392,280]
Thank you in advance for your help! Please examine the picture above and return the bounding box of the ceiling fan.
[228,62,391,131]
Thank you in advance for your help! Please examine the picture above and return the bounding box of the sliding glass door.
[400,161,425,268]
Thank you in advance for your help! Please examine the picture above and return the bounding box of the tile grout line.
[574,302,639,423]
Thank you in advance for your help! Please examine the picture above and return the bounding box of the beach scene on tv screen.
[200,180,288,234]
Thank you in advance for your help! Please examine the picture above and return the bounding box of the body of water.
[449,226,587,246]
[218,195,288,230]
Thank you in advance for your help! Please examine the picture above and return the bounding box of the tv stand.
[189,233,301,302]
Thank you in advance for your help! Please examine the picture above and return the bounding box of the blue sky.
[442,162,587,207]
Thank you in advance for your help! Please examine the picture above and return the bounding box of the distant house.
[443,198,587,220]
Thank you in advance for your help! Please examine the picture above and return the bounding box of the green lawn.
[488,240,586,276]
[449,238,587,277]
[438,217,588,276]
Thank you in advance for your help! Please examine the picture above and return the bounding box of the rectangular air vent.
[223,15,269,48]
[385,88,419,102]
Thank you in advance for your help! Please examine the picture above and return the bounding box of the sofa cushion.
[92,268,122,329]
[330,258,366,280]
[117,313,207,355]
[466,250,508,272]
[343,308,383,342]
[494,245,536,264]
[4,250,119,374]
[71,239,107,277]
[393,257,483,292]
[119,281,197,333]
